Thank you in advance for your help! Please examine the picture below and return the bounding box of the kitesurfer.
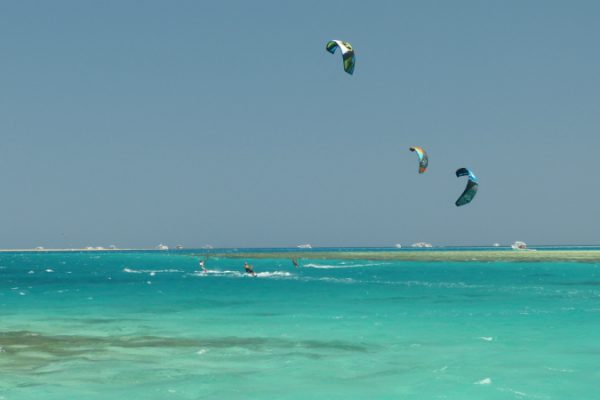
[199,259,207,273]
[292,258,299,268]
[244,261,256,276]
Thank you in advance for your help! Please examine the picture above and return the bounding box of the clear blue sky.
[1,1,599,248]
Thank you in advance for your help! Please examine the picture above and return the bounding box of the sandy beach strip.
[0,248,144,253]
[195,250,600,263]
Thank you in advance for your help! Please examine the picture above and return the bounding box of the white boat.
[297,244,312,249]
[411,242,433,248]
[176,245,184,250]
[511,241,528,250]
[156,244,169,251]
[493,243,500,247]
[394,244,402,249]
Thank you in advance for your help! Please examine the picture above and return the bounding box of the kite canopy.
[326,40,355,75]
[455,168,479,207]
[409,147,428,173]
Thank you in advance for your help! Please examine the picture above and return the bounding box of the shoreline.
[196,249,600,263]
[0,248,152,253]
[3,248,600,262]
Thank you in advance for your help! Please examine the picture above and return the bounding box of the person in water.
[199,259,207,273]
[244,261,256,276]
[292,258,299,268]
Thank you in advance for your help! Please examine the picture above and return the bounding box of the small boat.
[297,244,312,249]
[175,245,184,250]
[394,244,402,249]
[156,244,169,251]
[511,241,528,250]
[411,242,433,248]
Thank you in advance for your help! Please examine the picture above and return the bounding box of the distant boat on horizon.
[156,244,169,251]
[411,242,433,248]
[511,241,530,250]
[297,244,312,249]
[394,244,402,248]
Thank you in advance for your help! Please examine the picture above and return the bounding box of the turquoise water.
[1,251,599,399]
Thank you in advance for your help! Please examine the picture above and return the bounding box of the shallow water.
[1,251,599,399]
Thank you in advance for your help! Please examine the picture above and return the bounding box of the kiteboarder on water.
[244,261,256,276]
[199,259,207,273]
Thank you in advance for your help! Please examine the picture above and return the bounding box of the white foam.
[364,279,484,289]
[196,349,208,356]
[192,270,243,277]
[545,367,575,373]
[192,270,292,279]
[302,263,340,269]
[314,277,356,284]
[474,378,492,385]
[292,276,356,284]
[303,262,387,269]
[478,336,494,341]
[204,269,235,274]
[28,270,34,274]
[123,268,182,274]
[45,269,54,273]
[498,388,528,397]
[255,271,292,278]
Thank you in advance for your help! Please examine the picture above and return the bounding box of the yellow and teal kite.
[409,147,428,173]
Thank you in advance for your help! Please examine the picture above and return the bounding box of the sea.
[1,248,599,399]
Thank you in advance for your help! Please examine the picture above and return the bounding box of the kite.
[409,147,428,173]
[455,168,479,207]
[326,40,355,75]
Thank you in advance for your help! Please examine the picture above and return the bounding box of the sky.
[1,0,599,248]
